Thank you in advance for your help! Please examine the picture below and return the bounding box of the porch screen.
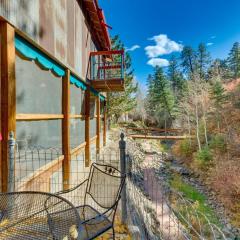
[15,55,62,150]
[16,120,62,149]
[90,97,96,138]
[70,85,85,149]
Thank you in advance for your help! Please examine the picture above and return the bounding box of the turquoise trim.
[70,74,87,90]
[15,34,65,77]
[99,95,105,102]
[90,87,99,97]
[90,87,105,101]
[15,34,91,92]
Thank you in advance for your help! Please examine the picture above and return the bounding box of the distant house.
[0,0,124,192]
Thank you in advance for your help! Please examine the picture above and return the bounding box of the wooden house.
[0,0,124,192]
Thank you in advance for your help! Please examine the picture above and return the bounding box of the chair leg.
[112,227,115,240]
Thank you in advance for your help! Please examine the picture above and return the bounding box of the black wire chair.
[56,163,126,240]
[0,191,80,239]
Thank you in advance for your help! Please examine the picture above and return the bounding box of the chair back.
[85,163,125,210]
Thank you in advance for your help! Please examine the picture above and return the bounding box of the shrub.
[209,134,226,152]
[211,160,240,227]
[161,141,171,152]
[179,139,194,157]
[195,146,213,166]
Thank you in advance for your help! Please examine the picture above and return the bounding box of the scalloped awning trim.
[15,34,65,77]
[70,74,87,90]
[14,34,105,95]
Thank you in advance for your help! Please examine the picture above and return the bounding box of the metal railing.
[89,50,124,81]
[124,138,228,240]
[6,131,230,239]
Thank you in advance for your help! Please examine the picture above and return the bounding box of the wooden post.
[85,87,90,167]
[103,101,107,146]
[0,22,16,192]
[96,97,100,154]
[62,69,70,190]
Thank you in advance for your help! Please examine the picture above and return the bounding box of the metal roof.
[82,0,111,51]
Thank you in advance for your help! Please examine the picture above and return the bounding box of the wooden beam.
[103,103,107,146]
[96,97,100,154]
[91,79,124,92]
[70,114,83,119]
[0,24,1,193]
[70,142,86,156]
[16,114,64,121]
[90,136,97,143]
[85,87,91,167]
[126,127,182,133]
[0,22,16,192]
[129,135,191,140]
[62,69,70,190]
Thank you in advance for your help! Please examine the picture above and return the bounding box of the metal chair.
[0,191,80,239]
[56,163,125,240]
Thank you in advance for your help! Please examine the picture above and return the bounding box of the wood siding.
[0,0,96,79]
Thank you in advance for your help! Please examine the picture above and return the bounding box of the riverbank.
[131,135,240,239]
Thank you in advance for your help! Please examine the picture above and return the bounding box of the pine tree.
[153,66,175,126]
[228,42,240,79]
[181,46,197,75]
[145,74,155,115]
[197,43,211,80]
[210,81,227,108]
[107,35,138,121]
[210,81,227,131]
[168,55,186,99]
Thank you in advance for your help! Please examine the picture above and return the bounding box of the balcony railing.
[88,50,125,92]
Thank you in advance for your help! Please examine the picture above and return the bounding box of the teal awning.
[90,87,105,102]
[15,34,104,94]
[15,34,65,77]
[70,74,87,90]
[100,95,106,102]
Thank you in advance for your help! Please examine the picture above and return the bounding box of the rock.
[227,223,232,230]
[169,165,191,176]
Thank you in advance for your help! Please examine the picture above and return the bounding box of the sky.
[99,0,240,90]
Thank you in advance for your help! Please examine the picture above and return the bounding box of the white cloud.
[211,36,216,39]
[145,34,183,58]
[207,42,214,46]
[126,45,140,52]
[147,58,169,67]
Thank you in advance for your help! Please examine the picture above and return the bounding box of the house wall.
[0,0,96,79]
[0,3,107,192]
[14,53,99,192]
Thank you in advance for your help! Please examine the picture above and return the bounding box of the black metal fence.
[6,132,229,239]
[125,139,228,240]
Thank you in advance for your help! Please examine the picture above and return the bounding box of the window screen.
[16,120,62,150]
[90,118,97,138]
[90,97,96,118]
[70,119,85,149]
[70,84,83,115]
[16,55,62,114]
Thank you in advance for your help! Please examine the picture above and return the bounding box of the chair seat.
[77,205,112,240]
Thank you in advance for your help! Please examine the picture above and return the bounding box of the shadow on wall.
[0,0,44,40]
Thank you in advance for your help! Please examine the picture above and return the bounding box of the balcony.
[88,50,125,92]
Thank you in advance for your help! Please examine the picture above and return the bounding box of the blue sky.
[99,0,240,90]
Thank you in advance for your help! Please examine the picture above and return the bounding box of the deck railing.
[89,50,124,81]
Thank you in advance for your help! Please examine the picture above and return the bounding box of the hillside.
[172,78,240,229]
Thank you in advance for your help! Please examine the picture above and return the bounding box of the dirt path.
[143,150,185,239]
